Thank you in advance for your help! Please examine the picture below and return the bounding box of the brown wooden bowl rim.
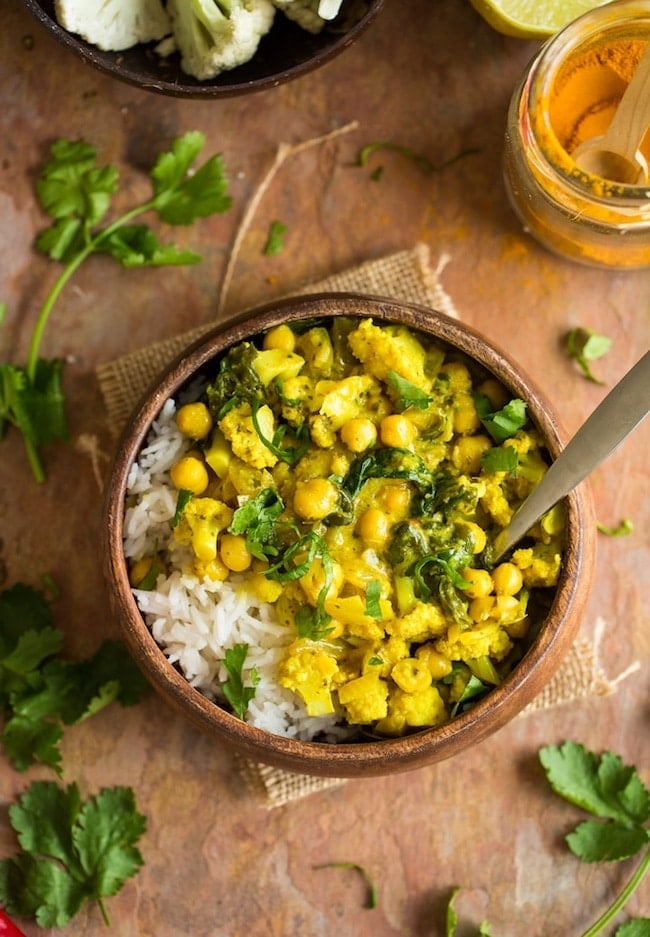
[21,0,385,99]
[102,292,596,777]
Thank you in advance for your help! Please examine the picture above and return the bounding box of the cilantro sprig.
[0,582,150,774]
[1,131,232,483]
[0,780,146,928]
[540,741,650,936]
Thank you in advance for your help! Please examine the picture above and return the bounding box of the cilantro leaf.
[150,131,232,225]
[264,219,287,256]
[566,327,612,384]
[98,225,201,268]
[35,139,118,230]
[229,487,284,560]
[364,580,383,618]
[480,446,519,475]
[386,370,432,411]
[222,644,259,719]
[539,742,650,828]
[0,780,146,927]
[0,583,150,773]
[567,819,649,863]
[474,394,527,443]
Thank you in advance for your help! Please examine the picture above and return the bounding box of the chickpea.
[491,562,524,596]
[378,482,411,517]
[494,595,521,623]
[453,397,481,435]
[293,478,339,520]
[219,534,253,573]
[469,595,496,622]
[416,644,453,679]
[380,413,416,448]
[340,417,377,453]
[356,508,390,549]
[263,324,296,353]
[459,520,487,555]
[170,455,209,495]
[391,658,432,693]
[175,402,213,441]
[459,567,493,599]
[452,435,492,475]
[478,377,509,410]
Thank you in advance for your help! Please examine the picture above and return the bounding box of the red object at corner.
[0,911,27,937]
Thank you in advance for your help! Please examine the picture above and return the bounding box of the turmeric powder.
[548,39,650,159]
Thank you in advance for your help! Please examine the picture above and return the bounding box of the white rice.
[124,399,348,741]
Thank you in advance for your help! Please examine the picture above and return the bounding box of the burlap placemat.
[95,244,638,809]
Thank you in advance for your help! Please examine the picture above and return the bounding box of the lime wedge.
[469,0,612,39]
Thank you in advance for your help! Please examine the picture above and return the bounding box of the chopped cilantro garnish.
[474,394,527,443]
[480,446,519,475]
[263,219,287,256]
[566,327,612,384]
[386,370,432,410]
[364,580,383,618]
[222,644,259,719]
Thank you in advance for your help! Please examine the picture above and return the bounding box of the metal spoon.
[573,44,650,185]
[491,350,650,564]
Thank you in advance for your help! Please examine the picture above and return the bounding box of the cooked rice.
[124,399,348,741]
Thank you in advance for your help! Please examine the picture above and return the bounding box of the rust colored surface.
[1,3,648,936]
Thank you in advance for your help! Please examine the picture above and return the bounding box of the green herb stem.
[26,201,155,380]
[97,897,111,928]
[580,846,650,937]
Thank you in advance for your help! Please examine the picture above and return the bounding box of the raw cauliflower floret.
[167,0,276,81]
[272,0,340,34]
[55,0,171,51]
[219,402,278,470]
[347,319,432,393]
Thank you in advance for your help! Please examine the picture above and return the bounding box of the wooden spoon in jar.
[573,43,650,184]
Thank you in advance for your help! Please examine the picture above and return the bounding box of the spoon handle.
[492,350,650,562]
[602,44,650,161]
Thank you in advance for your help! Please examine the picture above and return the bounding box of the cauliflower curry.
[130,317,565,738]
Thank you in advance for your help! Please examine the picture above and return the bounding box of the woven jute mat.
[95,244,637,809]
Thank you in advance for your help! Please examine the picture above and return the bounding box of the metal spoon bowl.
[491,350,650,564]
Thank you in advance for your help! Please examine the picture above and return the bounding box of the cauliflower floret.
[386,600,448,643]
[173,497,233,562]
[277,641,339,716]
[272,0,340,34]
[347,319,432,393]
[512,543,562,588]
[219,402,278,470]
[54,0,171,51]
[168,0,276,81]
[310,374,389,448]
[337,671,389,724]
[376,684,447,736]
[435,622,512,662]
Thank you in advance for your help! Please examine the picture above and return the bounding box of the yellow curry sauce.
[130,318,564,738]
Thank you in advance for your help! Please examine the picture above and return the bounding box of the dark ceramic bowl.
[22,0,384,98]
[102,293,596,777]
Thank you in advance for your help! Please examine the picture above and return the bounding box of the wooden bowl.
[22,0,384,98]
[102,293,596,777]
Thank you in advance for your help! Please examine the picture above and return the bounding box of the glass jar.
[503,0,650,269]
